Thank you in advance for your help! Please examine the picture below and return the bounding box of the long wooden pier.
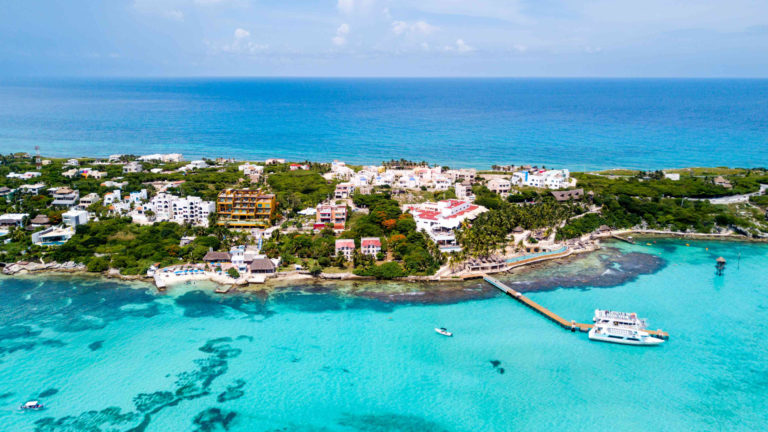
[483,275,669,339]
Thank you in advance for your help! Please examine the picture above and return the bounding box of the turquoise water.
[0,239,767,431]
[1,78,767,170]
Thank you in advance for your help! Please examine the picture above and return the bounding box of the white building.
[32,226,75,246]
[335,239,355,259]
[455,182,474,201]
[6,172,41,180]
[0,213,29,228]
[62,209,89,227]
[360,237,382,256]
[140,193,214,226]
[405,200,487,252]
[511,169,571,189]
[334,183,355,199]
[664,172,681,181]
[487,178,512,196]
[179,160,209,171]
[138,153,183,163]
[123,162,143,173]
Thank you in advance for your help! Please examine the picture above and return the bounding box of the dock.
[483,275,669,339]
[611,234,635,244]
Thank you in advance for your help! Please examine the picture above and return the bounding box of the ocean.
[0,78,767,170]
[1,239,766,431]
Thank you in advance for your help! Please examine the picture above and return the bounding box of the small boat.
[593,309,648,330]
[20,401,44,411]
[588,325,664,346]
[434,327,453,337]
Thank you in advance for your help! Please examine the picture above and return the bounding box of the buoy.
[706,247,709,251]
[686,243,690,246]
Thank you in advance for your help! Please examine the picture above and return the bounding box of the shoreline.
[2,233,763,296]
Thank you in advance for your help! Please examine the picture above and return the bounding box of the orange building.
[216,189,277,228]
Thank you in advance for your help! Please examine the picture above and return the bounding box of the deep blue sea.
[1,241,767,431]
[0,78,767,170]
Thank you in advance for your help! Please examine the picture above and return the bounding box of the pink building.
[316,204,347,230]
[335,239,355,259]
[360,237,382,256]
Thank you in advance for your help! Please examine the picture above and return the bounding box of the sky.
[0,0,767,77]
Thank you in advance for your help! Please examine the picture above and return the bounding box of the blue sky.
[1,0,767,77]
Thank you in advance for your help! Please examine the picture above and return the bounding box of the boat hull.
[588,329,664,346]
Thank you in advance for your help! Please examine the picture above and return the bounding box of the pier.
[483,275,669,339]
[611,234,636,244]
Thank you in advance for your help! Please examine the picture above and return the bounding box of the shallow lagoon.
[0,239,766,431]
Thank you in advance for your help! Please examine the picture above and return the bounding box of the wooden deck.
[483,275,669,339]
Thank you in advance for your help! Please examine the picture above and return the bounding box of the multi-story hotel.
[216,189,277,228]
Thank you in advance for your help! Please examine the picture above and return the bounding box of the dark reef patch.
[32,336,245,432]
[39,388,58,398]
[88,340,104,351]
[0,325,42,341]
[337,413,452,432]
[499,248,666,293]
[175,290,272,319]
[217,379,246,403]
[192,408,237,432]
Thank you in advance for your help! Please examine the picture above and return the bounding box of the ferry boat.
[593,309,648,329]
[20,401,44,411]
[434,327,453,337]
[588,324,664,346]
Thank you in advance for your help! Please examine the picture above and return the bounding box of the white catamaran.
[588,324,664,346]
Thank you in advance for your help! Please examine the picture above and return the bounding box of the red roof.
[361,238,381,247]
[335,239,355,248]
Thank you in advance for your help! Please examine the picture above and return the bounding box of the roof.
[30,215,51,225]
[335,239,355,248]
[361,237,381,247]
[248,258,275,271]
[551,188,584,201]
[203,251,231,261]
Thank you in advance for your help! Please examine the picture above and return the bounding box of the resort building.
[0,187,15,198]
[51,187,80,207]
[64,158,79,167]
[487,178,512,197]
[290,163,310,171]
[446,169,477,184]
[216,189,277,228]
[0,213,29,228]
[6,172,41,180]
[123,162,143,173]
[179,160,209,171]
[315,204,347,230]
[334,183,355,199]
[29,214,51,228]
[32,226,75,246]
[203,251,231,267]
[405,199,487,252]
[714,176,733,189]
[140,193,214,227]
[138,153,183,163]
[62,209,89,227]
[265,158,286,165]
[19,183,45,194]
[455,182,475,201]
[360,237,382,256]
[335,239,355,259]
[511,169,572,189]
[664,172,681,181]
[78,193,101,209]
[248,258,276,274]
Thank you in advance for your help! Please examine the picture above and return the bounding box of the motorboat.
[588,324,664,346]
[435,327,453,337]
[593,309,648,330]
[20,401,44,411]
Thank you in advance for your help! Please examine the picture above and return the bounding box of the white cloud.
[333,23,350,46]
[220,28,268,54]
[391,20,437,36]
[336,0,375,15]
[444,39,475,53]
[234,28,250,40]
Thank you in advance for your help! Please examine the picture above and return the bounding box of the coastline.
[2,232,757,298]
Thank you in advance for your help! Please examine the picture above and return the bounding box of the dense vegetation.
[267,171,336,213]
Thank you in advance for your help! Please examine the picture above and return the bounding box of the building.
[405,200,487,252]
[289,163,310,171]
[64,158,79,167]
[315,204,347,230]
[511,169,571,189]
[62,209,89,227]
[6,172,41,180]
[78,193,100,209]
[714,176,733,189]
[248,258,276,274]
[455,182,474,201]
[551,188,584,202]
[123,162,143,173]
[446,169,477,183]
[0,186,15,198]
[32,226,74,246]
[19,183,45,194]
[487,178,512,197]
[140,193,214,226]
[216,189,277,228]
[0,213,28,228]
[29,214,51,228]
[51,187,80,207]
[664,172,681,181]
[138,153,183,163]
[334,183,355,199]
[335,239,355,259]
[179,160,209,171]
[203,251,231,267]
[360,237,382,256]
[265,158,286,165]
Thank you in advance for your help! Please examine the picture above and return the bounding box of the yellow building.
[216,189,277,228]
